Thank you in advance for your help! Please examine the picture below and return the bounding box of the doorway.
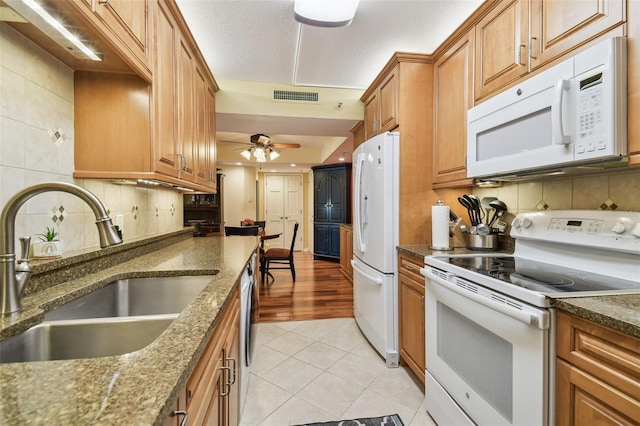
[263,174,303,250]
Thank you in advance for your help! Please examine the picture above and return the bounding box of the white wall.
[221,165,257,226]
[0,23,184,255]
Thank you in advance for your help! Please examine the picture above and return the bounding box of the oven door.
[423,266,550,426]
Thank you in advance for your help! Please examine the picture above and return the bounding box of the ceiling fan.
[225,134,301,162]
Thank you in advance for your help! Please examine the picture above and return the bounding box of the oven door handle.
[425,268,547,329]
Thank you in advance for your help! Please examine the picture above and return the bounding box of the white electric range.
[421,210,640,426]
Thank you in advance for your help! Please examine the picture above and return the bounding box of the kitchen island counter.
[398,244,640,341]
[0,233,258,425]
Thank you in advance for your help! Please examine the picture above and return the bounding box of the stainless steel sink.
[0,274,217,363]
[0,315,176,363]
[45,275,217,320]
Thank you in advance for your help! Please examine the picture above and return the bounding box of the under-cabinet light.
[8,0,101,61]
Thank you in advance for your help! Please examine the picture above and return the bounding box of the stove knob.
[521,218,533,229]
[612,222,627,234]
[512,218,522,229]
[630,222,640,238]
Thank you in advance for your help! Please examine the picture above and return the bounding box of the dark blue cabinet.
[312,163,351,261]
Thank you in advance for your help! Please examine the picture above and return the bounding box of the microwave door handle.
[552,79,571,145]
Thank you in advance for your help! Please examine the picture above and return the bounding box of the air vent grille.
[273,90,319,103]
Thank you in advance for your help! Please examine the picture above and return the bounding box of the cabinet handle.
[403,263,418,272]
[173,410,188,426]
[517,44,526,66]
[219,365,231,396]
[226,356,237,385]
[98,0,109,3]
[529,37,537,60]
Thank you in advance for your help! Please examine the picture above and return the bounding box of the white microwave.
[467,37,627,180]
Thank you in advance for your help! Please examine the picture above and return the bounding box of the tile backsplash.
[0,23,183,255]
[473,168,640,214]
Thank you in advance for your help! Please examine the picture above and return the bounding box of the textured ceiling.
[175,0,484,171]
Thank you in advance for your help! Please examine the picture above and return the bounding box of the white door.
[264,174,303,250]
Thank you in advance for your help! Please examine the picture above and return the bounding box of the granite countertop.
[0,234,258,425]
[398,244,640,341]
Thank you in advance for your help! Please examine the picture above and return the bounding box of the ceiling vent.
[273,90,319,103]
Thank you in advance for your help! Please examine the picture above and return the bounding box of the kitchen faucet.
[1,182,123,316]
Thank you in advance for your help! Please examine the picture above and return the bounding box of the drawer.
[398,253,424,283]
[556,311,640,401]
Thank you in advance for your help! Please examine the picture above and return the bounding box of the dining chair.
[224,225,260,236]
[261,223,299,283]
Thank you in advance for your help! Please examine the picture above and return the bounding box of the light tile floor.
[240,318,437,426]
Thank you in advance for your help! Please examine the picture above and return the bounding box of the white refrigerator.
[352,131,399,367]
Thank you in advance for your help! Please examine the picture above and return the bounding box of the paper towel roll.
[431,203,450,249]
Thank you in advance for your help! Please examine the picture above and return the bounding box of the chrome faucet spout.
[1,182,123,316]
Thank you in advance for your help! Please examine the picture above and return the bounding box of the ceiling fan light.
[240,149,252,160]
[269,150,280,160]
[294,0,360,28]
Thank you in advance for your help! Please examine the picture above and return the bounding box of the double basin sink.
[0,274,217,363]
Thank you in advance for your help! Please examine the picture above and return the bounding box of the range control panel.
[511,210,640,254]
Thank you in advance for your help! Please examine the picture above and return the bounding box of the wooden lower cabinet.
[397,252,425,384]
[339,225,353,281]
[555,311,640,425]
[166,286,240,426]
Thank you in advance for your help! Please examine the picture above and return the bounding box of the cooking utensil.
[469,195,484,223]
[462,194,482,225]
[488,200,507,227]
[481,197,497,224]
[458,196,476,225]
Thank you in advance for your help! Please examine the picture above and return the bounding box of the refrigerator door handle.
[354,152,366,252]
[351,260,383,285]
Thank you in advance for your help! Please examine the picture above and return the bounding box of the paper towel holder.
[429,200,455,251]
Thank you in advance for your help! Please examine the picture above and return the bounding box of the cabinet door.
[329,225,341,258]
[314,171,330,222]
[363,91,379,140]
[328,169,347,223]
[629,0,640,164]
[205,84,218,191]
[556,359,640,426]
[153,0,179,177]
[433,31,475,188]
[224,319,240,426]
[93,0,149,69]
[529,0,625,70]
[397,254,425,384]
[193,66,213,186]
[474,0,529,101]
[378,67,398,133]
[177,37,196,182]
[314,224,331,256]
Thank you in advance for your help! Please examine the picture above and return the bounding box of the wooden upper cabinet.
[153,0,180,178]
[529,0,625,70]
[74,0,218,192]
[177,36,196,182]
[69,0,151,81]
[475,0,627,102]
[474,0,529,101]
[363,66,398,139]
[433,30,475,188]
[92,0,150,74]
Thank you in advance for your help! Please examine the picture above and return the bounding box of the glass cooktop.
[443,256,640,294]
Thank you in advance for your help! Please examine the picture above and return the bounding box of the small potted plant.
[32,226,63,258]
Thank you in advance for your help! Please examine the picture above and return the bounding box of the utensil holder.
[467,234,498,251]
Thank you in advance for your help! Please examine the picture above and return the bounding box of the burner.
[515,270,575,287]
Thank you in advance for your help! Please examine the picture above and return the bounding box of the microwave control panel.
[576,72,606,156]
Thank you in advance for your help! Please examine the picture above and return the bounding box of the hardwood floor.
[257,251,354,322]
